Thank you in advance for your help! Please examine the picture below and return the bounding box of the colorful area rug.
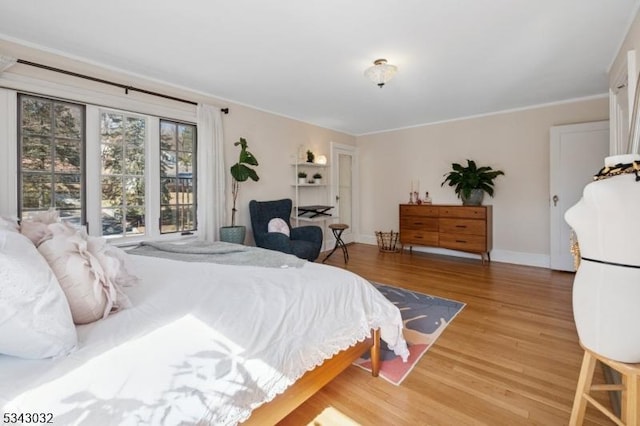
[355,282,465,385]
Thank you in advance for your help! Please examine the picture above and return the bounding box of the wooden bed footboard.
[243,328,381,425]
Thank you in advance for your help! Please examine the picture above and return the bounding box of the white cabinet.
[291,162,333,227]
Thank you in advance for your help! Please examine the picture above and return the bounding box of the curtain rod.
[16,59,229,114]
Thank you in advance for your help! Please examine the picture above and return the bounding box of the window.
[18,94,85,223]
[160,120,197,234]
[16,93,197,240]
[100,111,146,237]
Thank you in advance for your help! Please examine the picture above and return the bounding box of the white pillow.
[0,229,77,359]
[0,216,19,232]
[267,218,290,236]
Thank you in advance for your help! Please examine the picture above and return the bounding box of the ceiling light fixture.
[364,58,397,88]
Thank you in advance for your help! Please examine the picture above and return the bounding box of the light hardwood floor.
[278,244,613,426]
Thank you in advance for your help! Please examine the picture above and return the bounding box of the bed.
[0,227,409,425]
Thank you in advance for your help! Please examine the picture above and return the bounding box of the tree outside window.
[18,95,84,224]
[160,120,196,234]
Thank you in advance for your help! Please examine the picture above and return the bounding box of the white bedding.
[0,255,409,425]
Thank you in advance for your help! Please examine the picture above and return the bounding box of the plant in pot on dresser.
[441,159,504,206]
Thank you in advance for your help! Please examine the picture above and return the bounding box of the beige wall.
[223,104,354,238]
[0,38,614,265]
[356,98,609,266]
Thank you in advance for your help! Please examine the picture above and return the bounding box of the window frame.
[159,118,198,235]
[12,93,199,244]
[97,108,149,239]
[16,93,86,224]
[87,107,200,243]
[1,77,200,228]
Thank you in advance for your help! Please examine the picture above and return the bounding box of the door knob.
[552,195,559,206]
[336,195,340,202]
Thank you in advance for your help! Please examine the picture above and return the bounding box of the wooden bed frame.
[244,328,381,425]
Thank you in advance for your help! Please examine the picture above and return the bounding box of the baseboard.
[489,249,550,268]
[357,234,550,268]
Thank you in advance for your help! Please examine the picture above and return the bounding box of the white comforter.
[0,255,408,425]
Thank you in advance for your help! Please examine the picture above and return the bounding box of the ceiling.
[0,0,638,135]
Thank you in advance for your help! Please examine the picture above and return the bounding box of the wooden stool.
[322,223,349,264]
[570,346,640,425]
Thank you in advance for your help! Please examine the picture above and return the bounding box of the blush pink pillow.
[86,235,136,311]
[20,220,50,246]
[267,218,290,236]
[20,208,63,246]
[38,231,110,325]
[37,223,136,324]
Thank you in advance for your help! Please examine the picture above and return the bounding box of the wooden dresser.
[399,204,493,262]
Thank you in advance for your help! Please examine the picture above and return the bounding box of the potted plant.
[297,171,307,184]
[220,137,259,244]
[313,172,322,184]
[441,159,504,205]
[306,150,315,163]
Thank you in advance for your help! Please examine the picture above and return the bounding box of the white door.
[330,142,357,244]
[550,121,609,271]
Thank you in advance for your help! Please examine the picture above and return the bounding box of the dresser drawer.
[439,206,486,219]
[400,230,439,246]
[399,204,492,261]
[438,234,486,252]
[439,218,486,236]
[400,205,439,217]
[400,217,438,231]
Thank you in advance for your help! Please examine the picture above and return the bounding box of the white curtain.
[197,104,226,242]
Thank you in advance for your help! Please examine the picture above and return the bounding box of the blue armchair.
[249,199,323,261]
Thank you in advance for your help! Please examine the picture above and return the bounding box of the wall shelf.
[290,162,328,168]
[292,161,332,245]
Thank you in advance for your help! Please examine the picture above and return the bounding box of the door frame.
[329,142,358,244]
[549,120,609,271]
[609,49,636,155]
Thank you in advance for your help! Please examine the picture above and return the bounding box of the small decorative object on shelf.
[306,150,315,163]
[375,230,401,253]
[313,172,322,184]
[414,191,422,204]
[424,191,432,204]
[409,179,421,204]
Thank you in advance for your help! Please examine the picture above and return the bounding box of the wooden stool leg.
[336,230,349,263]
[623,372,639,425]
[570,350,598,426]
